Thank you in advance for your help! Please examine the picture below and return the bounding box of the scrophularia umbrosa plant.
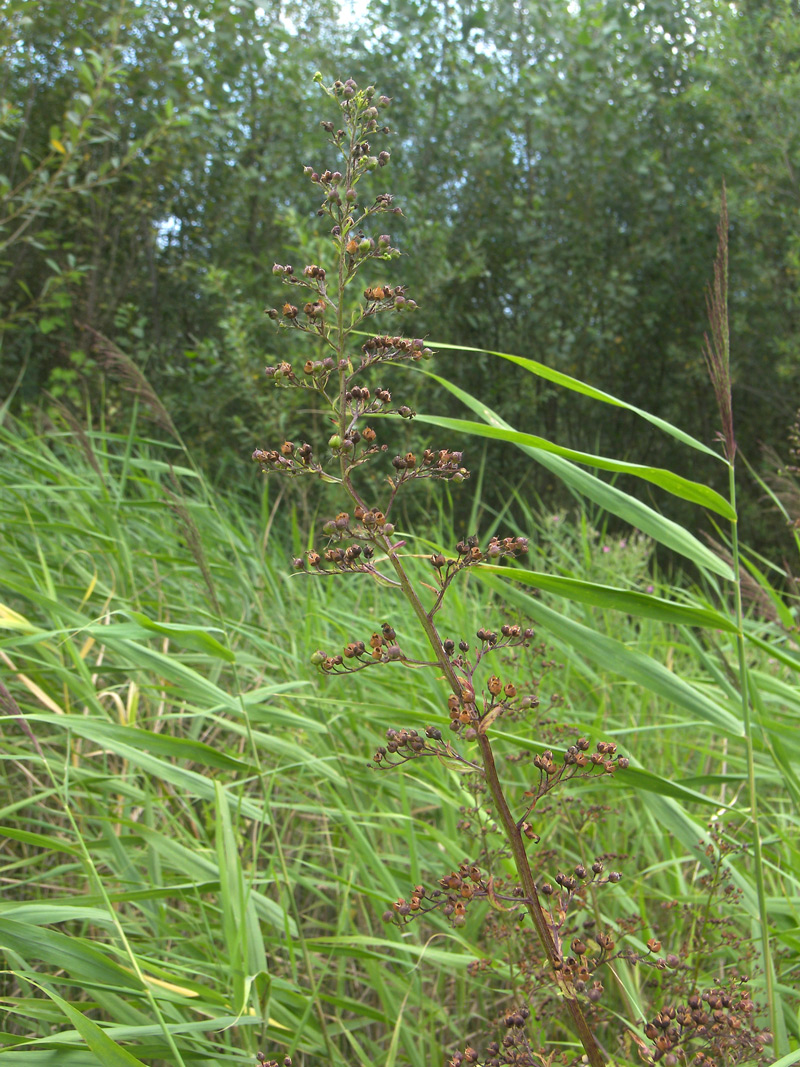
[252,77,770,1067]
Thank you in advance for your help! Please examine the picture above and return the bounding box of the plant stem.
[377,540,607,1066]
[325,82,605,1065]
[728,461,778,1048]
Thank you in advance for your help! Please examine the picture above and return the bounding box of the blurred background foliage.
[2,0,800,557]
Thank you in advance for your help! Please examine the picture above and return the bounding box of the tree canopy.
[2,0,799,552]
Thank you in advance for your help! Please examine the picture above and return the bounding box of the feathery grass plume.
[44,393,107,487]
[164,475,222,617]
[81,323,177,439]
[702,183,735,461]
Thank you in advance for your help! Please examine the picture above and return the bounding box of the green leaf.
[27,715,266,821]
[478,564,739,632]
[421,341,725,459]
[477,573,743,737]
[39,316,63,335]
[416,372,734,579]
[33,986,148,1066]
[124,611,235,661]
[0,918,143,990]
[415,412,736,518]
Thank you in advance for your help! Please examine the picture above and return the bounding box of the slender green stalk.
[704,183,779,1050]
[727,462,778,1048]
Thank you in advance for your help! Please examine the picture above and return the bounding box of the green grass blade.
[413,373,734,578]
[478,573,742,736]
[30,985,149,1067]
[124,611,235,661]
[414,412,735,518]
[419,341,724,460]
[478,565,738,631]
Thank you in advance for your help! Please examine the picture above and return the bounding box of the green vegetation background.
[3,0,800,550]
[3,3,800,1066]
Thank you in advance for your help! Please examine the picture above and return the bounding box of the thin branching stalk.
[705,185,778,1050]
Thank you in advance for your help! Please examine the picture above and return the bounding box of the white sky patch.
[337,0,371,24]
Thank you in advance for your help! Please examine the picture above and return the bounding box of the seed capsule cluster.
[642,987,769,1064]
[449,1008,538,1067]
[384,861,491,929]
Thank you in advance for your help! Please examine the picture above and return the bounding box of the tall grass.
[1,391,798,1065]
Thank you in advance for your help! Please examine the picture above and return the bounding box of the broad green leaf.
[415,412,735,518]
[766,1049,800,1067]
[479,564,739,631]
[478,574,743,736]
[417,372,734,579]
[83,625,232,707]
[26,714,266,821]
[422,340,723,460]
[35,987,148,1066]
[0,918,144,990]
[747,633,800,676]
[0,827,81,855]
[0,903,113,926]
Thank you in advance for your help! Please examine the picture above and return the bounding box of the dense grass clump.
[0,394,796,1067]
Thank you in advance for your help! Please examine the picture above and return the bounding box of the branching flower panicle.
[251,76,763,1067]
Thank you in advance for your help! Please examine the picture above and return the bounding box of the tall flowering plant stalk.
[253,79,768,1067]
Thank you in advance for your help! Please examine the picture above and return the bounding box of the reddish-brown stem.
[323,82,605,1066]
[374,541,607,1066]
